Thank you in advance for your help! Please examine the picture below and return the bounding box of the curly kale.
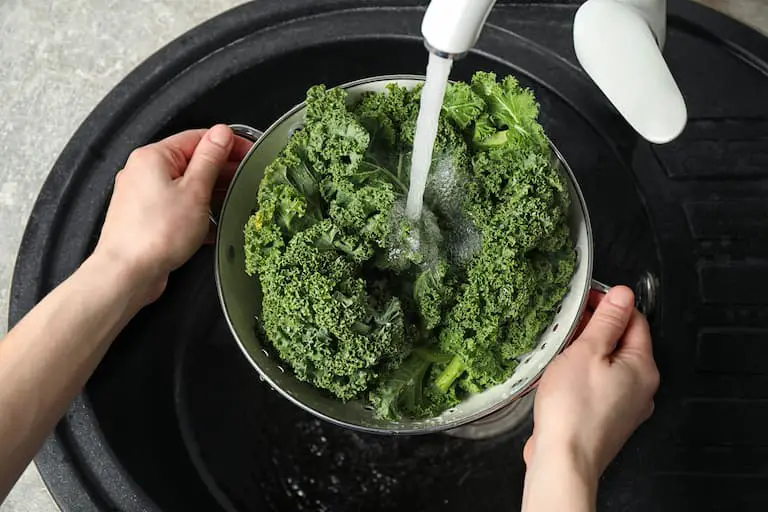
[259,221,407,399]
[244,73,576,419]
[441,81,485,129]
[413,261,454,331]
[245,86,408,400]
[369,348,457,420]
[432,72,576,394]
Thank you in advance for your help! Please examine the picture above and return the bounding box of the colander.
[215,75,594,434]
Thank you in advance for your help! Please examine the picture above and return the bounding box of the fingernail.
[607,287,634,308]
[208,125,232,148]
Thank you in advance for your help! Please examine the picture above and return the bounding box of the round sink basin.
[14,0,768,510]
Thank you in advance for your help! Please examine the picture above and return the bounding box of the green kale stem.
[435,355,466,393]
[359,160,408,194]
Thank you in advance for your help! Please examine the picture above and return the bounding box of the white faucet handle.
[422,0,496,57]
[620,0,667,47]
[574,0,687,144]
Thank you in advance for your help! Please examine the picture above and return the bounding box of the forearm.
[522,443,598,512]
[0,254,150,500]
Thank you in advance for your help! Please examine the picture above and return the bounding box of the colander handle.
[590,279,611,294]
[207,124,264,228]
[229,124,264,144]
[590,274,658,318]
[462,273,660,435]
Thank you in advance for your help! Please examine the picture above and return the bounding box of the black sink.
[10,1,768,511]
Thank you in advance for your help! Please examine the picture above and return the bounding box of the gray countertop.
[0,0,765,510]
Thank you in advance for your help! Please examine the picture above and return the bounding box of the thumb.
[183,124,234,199]
[576,286,635,356]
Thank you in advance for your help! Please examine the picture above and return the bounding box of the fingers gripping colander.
[215,76,593,435]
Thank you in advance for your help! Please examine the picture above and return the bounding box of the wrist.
[527,436,600,488]
[84,249,166,308]
[523,440,598,512]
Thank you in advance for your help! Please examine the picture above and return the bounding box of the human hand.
[93,125,253,304]
[523,286,660,482]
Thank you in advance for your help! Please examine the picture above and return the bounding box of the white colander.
[215,76,593,434]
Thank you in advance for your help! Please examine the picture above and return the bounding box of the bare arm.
[521,287,660,512]
[0,254,151,499]
[0,125,252,500]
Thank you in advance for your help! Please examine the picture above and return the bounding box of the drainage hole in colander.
[288,122,305,136]
[552,323,559,333]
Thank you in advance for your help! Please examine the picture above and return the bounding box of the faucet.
[421,0,687,144]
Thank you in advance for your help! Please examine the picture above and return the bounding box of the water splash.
[425,152,483,266]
